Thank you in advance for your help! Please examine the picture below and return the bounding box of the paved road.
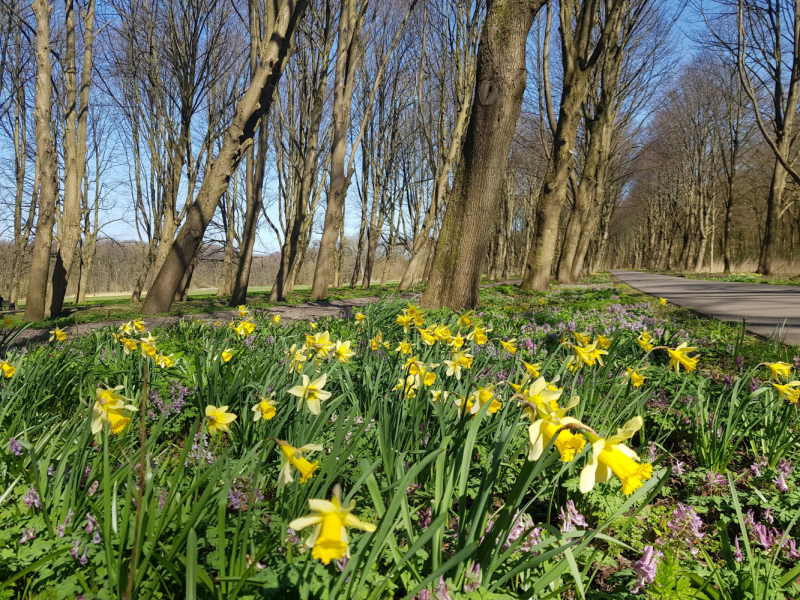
[611,270,800,346]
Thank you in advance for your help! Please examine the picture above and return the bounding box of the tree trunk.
[310,0,363,299]
[758,156,786,275]
[142,0,308,315]
[25,0,59,323]
[48,0,95,317]
[422,0,545,309]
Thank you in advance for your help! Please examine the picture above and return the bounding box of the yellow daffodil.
[419,328,436,346]
[276,439,323,487]
[238,305,249,318]
[50,327,67,342]
[252,395,279,421]
[467,325,491,346]
[309,321,317,330]
[569,342,607,368]
[288,485,376,564]
[500,339,517,354]
[118,321,134,335]
[369,331,389,351]
[395,340,412,354]
[119,338,138,355]
[579,416,653,495]
[92,386,137,435]
[458,311,474,329]
[1,361,16,378]
[572,331,591,347]
[625,368,646,388]
[444,351,474,380]
[470,385,502,416]
[637,332,653,352]
[233,319,256,338]
[766,362,793,379]
[596,335,611,350]
[306,331,335,357]
[772,381,800,403]
[667,342,699,372]
[333,340,355,363]
[520,377,563,418]
[659,298,668,306]
[522,361,541,377]
[272,315,282,325]
[354,313,366,325]
[205,405,237,435]
[449,334,465,349]
[430,389,450,403]
[396,313,413,333]
[140,342,158,360]
[156,353,175,369]
[527,400,586,463]
[133,318,145,332]
[394,374,420,398]
[433,324,452,342]
[285,344,307,372]
[539,298,546,306]
[288,373,332,415]
[221,348,234,363]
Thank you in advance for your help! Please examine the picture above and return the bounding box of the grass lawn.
[1,274,798,597]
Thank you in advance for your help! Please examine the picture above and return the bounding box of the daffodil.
[469,385,502,416]
[275,439,322,486]
[772,381,800,403]
[238,305,249,318]
[433,324,452,342]
[221,348,234,363]
[396,313,414,333]
[306,331,335,357]
[395,340,412,354]
[119,338,138,355]
[272,314,282,325]
[579,416,653,495]
[233,319,256,338]
[288,373,332,415]
[569,342,607,368]
[285,344,307,372]
[205,405,237,435]
[449,334,465,349]
[527,400,586,463]
[626,368,646,388]
[1,361,16,378]
[50,327,67,342]
[252,395,279,421]
[333,340,355,363]
[288,485,376,564]
[522,361,541,377]
[369,331,389,351]
[444,350,473,380]
[156,353,175,369]
[140,342,158,360]
[92,386,137,435]
[354,313,366,325]
[667,342,698,372]
[572,331,591,347]
[133,319,145,332]
[430,390,450,403]
[309,321,317,330]
[766,362,793,379]
[637,332,653,352]
[458,311,474,329]
[659,298,668,306]
[118,321,134,335]
[500,339,517,354]
[520,377,563,417]
[419,327,436,346]
[539,298,546,306]
[596,335,611,350]
[467,325,491,346]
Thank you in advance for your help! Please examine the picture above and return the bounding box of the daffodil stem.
[124,363,148,600]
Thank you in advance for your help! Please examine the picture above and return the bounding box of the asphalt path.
[611,270,800,346]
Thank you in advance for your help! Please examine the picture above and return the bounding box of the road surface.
[611,270,800,346]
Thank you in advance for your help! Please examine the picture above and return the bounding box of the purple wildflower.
[88,481,99,496]
[58,508,74,538]
[464,561,482,593]
[672,461,685,476]
[666,504,704,555]
[9,437,23,457]
[733,536,743,562]
[630,545,664,594]
[435,575,451,600]
[80,546,88,565]
[23,488,41,509]
[773,473,789,492]
[417,507,432,530]
[559,500,588,533]
[704,471,726,490]
[778,458,794,476]
[70,539,81,560]
[750,458,767,477]
[20,527,36,544]
[85,513,97,534]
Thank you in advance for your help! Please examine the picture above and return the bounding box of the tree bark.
[142,0,308,315]
[421,0,545,310]
[25,0,59,322]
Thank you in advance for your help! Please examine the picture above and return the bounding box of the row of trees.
[3,0,796,320]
